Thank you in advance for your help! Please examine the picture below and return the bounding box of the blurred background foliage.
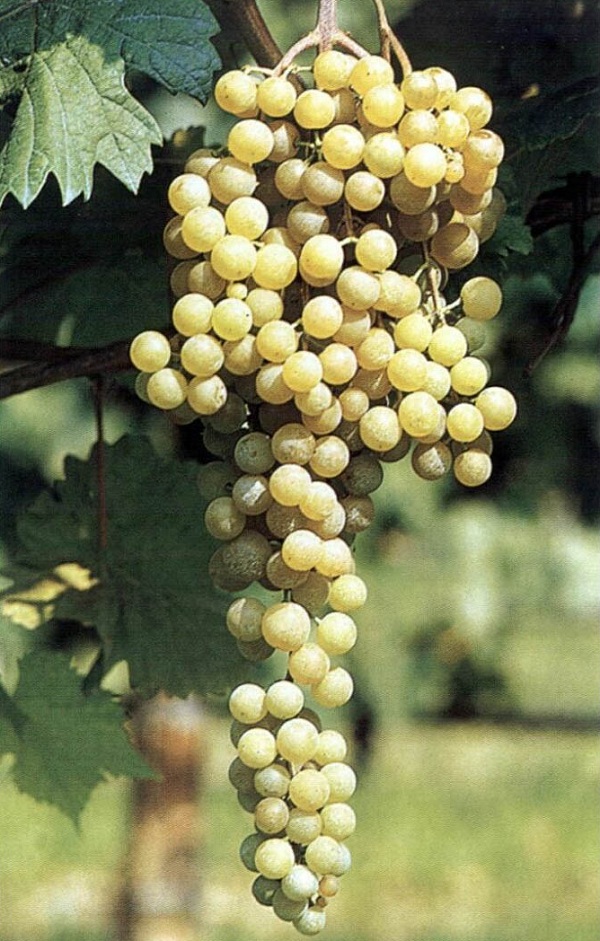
[0,0,599,939]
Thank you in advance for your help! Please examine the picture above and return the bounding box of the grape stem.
[371,0,412,76]
[273,0,370,74]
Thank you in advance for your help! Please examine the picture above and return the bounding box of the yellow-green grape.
[361,83,405,127]
[355,229,397,272]
[302,296,344,339]
[225,196,269,240]
[476,387,517,430]
[362,131,405,178]
[450,356,489,396]
[316,611,357,655]
[254,244,298,290]
[314,537,354,578]
[163,217,198,260]
[396,208,439,242]
[260,600,311,651]
[336,266,380,310]
[375,270,422,317]
[299,481,338,522]
[271,422,316,465]
[180,333,224,377]
[453,448,493,486]
[184,148,219,178]
[398,390,440,437]
[301,161,345,206]
[321,124,365,170]
[227,119,274,164]
[350,55,394,95]
[356,328,395,370]
[436,109,471,148]
[431,222,479,271]
[344,171,386,211]
[312,667,354,708]
[289,768,331,812]
[269,464,312,507]
[313,49,356,91]
[215,69,258,115]
[320,803,356,841]
[403,142,447,187]
[463,126,504,169]
[254,765,291,802]
[460,276,503,320]
[320,762,356,803]
[422,360,452,400]
[231,473,273,516]
[339,388,369,422]
[387,348,428,392]
[328,573,368,613]
[448,85,493,130]
[224,335,263,376]
[282,530,323,572]
[449,185,492,215]
[400,69,438,109]
[211,234,257,281]
[172,294,213,336]
[393,313,433,352]
[411,441,453,480]
[256,75,297,117]
[276,717,319,764]
[428,325,468,366]
[167,173,211,215]
[461,165,498,195]
[256,320,299,363]
[300,234,345,284]
[267,119,301,163]
[294,906,328,935]
[397,109,438,148]
[309,436,350,479]
[256,363,295,404]
[254,798,290,835]
[446,402,485,442]
[266,551,309,590]
[291,571,331,614]
[359,406,402,452]
[234,432,274,474]
[187,260,227,299]
[246,287,284,327]
[389,172,436,214]
[208,157,257,204]
[226,596,265,643]
[204,496,246,541]
[293,89,336,129]
[265,680,304,721]
[229,683,267,724]
[424,65,457,109]
[211,298,253,341]
[130,330,171,372]
[237,728,277,770]
[286,807,323,845]
[287,200,330,243]
[288,642,330,685]
[254,838,296,879]
[187,375,228,415]
[146,368,188,409]
[275,158,307,199]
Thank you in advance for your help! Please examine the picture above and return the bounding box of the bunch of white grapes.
[130,48,517,934]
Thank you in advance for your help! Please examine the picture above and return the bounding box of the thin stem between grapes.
[371,0,412,76]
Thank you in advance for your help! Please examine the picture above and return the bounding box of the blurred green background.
[1,0,599,939]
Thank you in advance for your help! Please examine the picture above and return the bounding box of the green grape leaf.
[0,34,161,208]
[7,435,243,699]
[0,649,153,820]
[507,75,600,151]
[484,213,534,259]
[0,0,221,207]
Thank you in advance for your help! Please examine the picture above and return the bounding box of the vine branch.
[0,338,132,399]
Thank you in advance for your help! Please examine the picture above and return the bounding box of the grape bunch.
[130,47,517,934]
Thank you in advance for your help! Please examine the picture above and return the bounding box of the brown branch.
[224,0,285,71]
[93,376,108,553]
[0,338,133,399]
[371,0,412,75]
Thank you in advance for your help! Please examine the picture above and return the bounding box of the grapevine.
[130,0,517,932]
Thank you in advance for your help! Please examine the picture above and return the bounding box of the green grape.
[130,331,171,372]
[257,75,297,117]
[361,83,405,127]
[293,89,336,129]
[215,70,258,115]
[146,368,188,410]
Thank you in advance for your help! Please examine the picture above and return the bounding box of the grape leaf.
[507,75,600,151]
[0,34,161,208]
[7,435,244,698]
[0,0,221,207]
[484,214,534,259]
[0,649,153,820]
